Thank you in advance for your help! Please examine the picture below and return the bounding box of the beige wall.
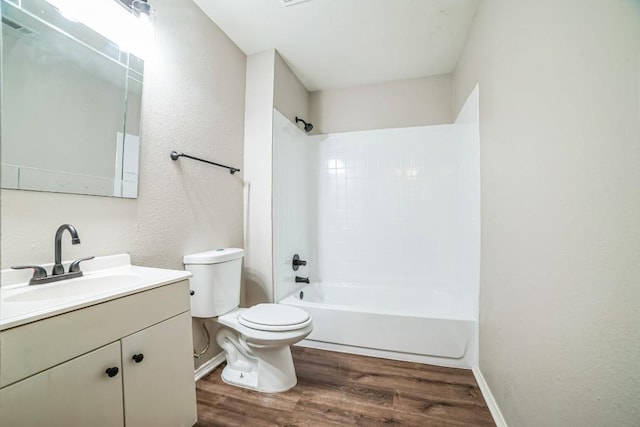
[1,0,247,369]
[453,1,640,425]
[243,49,311,306]
[274,51,311,129]
[310,74,452,134]
[243,50,276,306]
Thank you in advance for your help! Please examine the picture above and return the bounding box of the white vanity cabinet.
[0,280,197,427]
[0,341,124,426]
[122,311,196,426]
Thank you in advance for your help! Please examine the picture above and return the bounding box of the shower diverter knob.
[292,254,307,271]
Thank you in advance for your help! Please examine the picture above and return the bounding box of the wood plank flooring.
[195,347,495,427]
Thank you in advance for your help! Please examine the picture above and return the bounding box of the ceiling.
[193,0,479,92]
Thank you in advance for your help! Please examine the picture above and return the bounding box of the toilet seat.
[238,304,311,332]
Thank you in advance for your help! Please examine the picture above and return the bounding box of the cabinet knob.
[190,290,195,296]
[132,353,144,363]
[105,367,119,377]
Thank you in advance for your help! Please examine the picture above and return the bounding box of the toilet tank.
[183,248,244,318]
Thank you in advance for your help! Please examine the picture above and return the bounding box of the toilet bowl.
[215,304,312,392]
[184,249,313,393]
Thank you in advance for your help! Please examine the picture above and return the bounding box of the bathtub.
[280,282,476,368]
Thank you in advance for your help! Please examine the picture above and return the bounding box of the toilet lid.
[239,304,311,332]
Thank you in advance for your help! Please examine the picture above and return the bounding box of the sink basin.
[0,254,193,331]
[3,274,142,303]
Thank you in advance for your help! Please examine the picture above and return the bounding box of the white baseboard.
[194,352,226,382]
[472,366,508,427]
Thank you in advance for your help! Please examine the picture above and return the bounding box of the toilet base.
[220,365,260,390]
[216,328,301,393]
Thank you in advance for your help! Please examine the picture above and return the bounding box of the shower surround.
[273,87,479,367]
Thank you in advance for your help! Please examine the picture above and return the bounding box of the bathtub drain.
[299,291,304,300]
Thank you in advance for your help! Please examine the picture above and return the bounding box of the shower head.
[295,116,314,133]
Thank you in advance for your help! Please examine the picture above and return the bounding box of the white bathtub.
[280,282,476,368]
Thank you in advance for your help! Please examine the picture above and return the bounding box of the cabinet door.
[121,311,197,427]
[0,341,123,427]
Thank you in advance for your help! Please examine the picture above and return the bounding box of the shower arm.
[295,116,313,132]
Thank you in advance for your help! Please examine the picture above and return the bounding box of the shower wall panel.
[312,124,479,296]
[273,102,480,303]
[272,109,318,301]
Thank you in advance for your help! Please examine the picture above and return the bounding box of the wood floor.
[194,347,495,427]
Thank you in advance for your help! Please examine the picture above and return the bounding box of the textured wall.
[244,49,311,306]
[453,1,640,425]
[1,0,246,370]
[243,50,276,306]
[1,190,136,268]
[274,51,311,131]
[309,74,452,134]
[131,0,245,270]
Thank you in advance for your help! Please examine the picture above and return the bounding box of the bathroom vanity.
[0,255,197,427]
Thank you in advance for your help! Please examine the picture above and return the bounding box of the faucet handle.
[292,254,307,271]
[11,265,48,280]
[69,256,95,273]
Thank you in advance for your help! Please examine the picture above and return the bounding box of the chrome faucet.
[12,224,94,285]
[52,224,81,275]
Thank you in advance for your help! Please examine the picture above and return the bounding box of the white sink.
[0,254,192,330]
[3,274,142,303]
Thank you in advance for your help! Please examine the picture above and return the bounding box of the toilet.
[183,248,313,393]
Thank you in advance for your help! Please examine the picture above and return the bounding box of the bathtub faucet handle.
[292,254,307,271]
[295,276,310,284]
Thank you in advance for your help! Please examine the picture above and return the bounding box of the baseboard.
[472,366,508,427]
[194,352,226,382]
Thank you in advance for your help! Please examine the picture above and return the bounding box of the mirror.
[1,0,146,198]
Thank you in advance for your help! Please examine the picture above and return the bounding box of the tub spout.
[295,276,310,284]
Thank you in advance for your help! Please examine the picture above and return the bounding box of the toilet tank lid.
[183,248,244,264]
